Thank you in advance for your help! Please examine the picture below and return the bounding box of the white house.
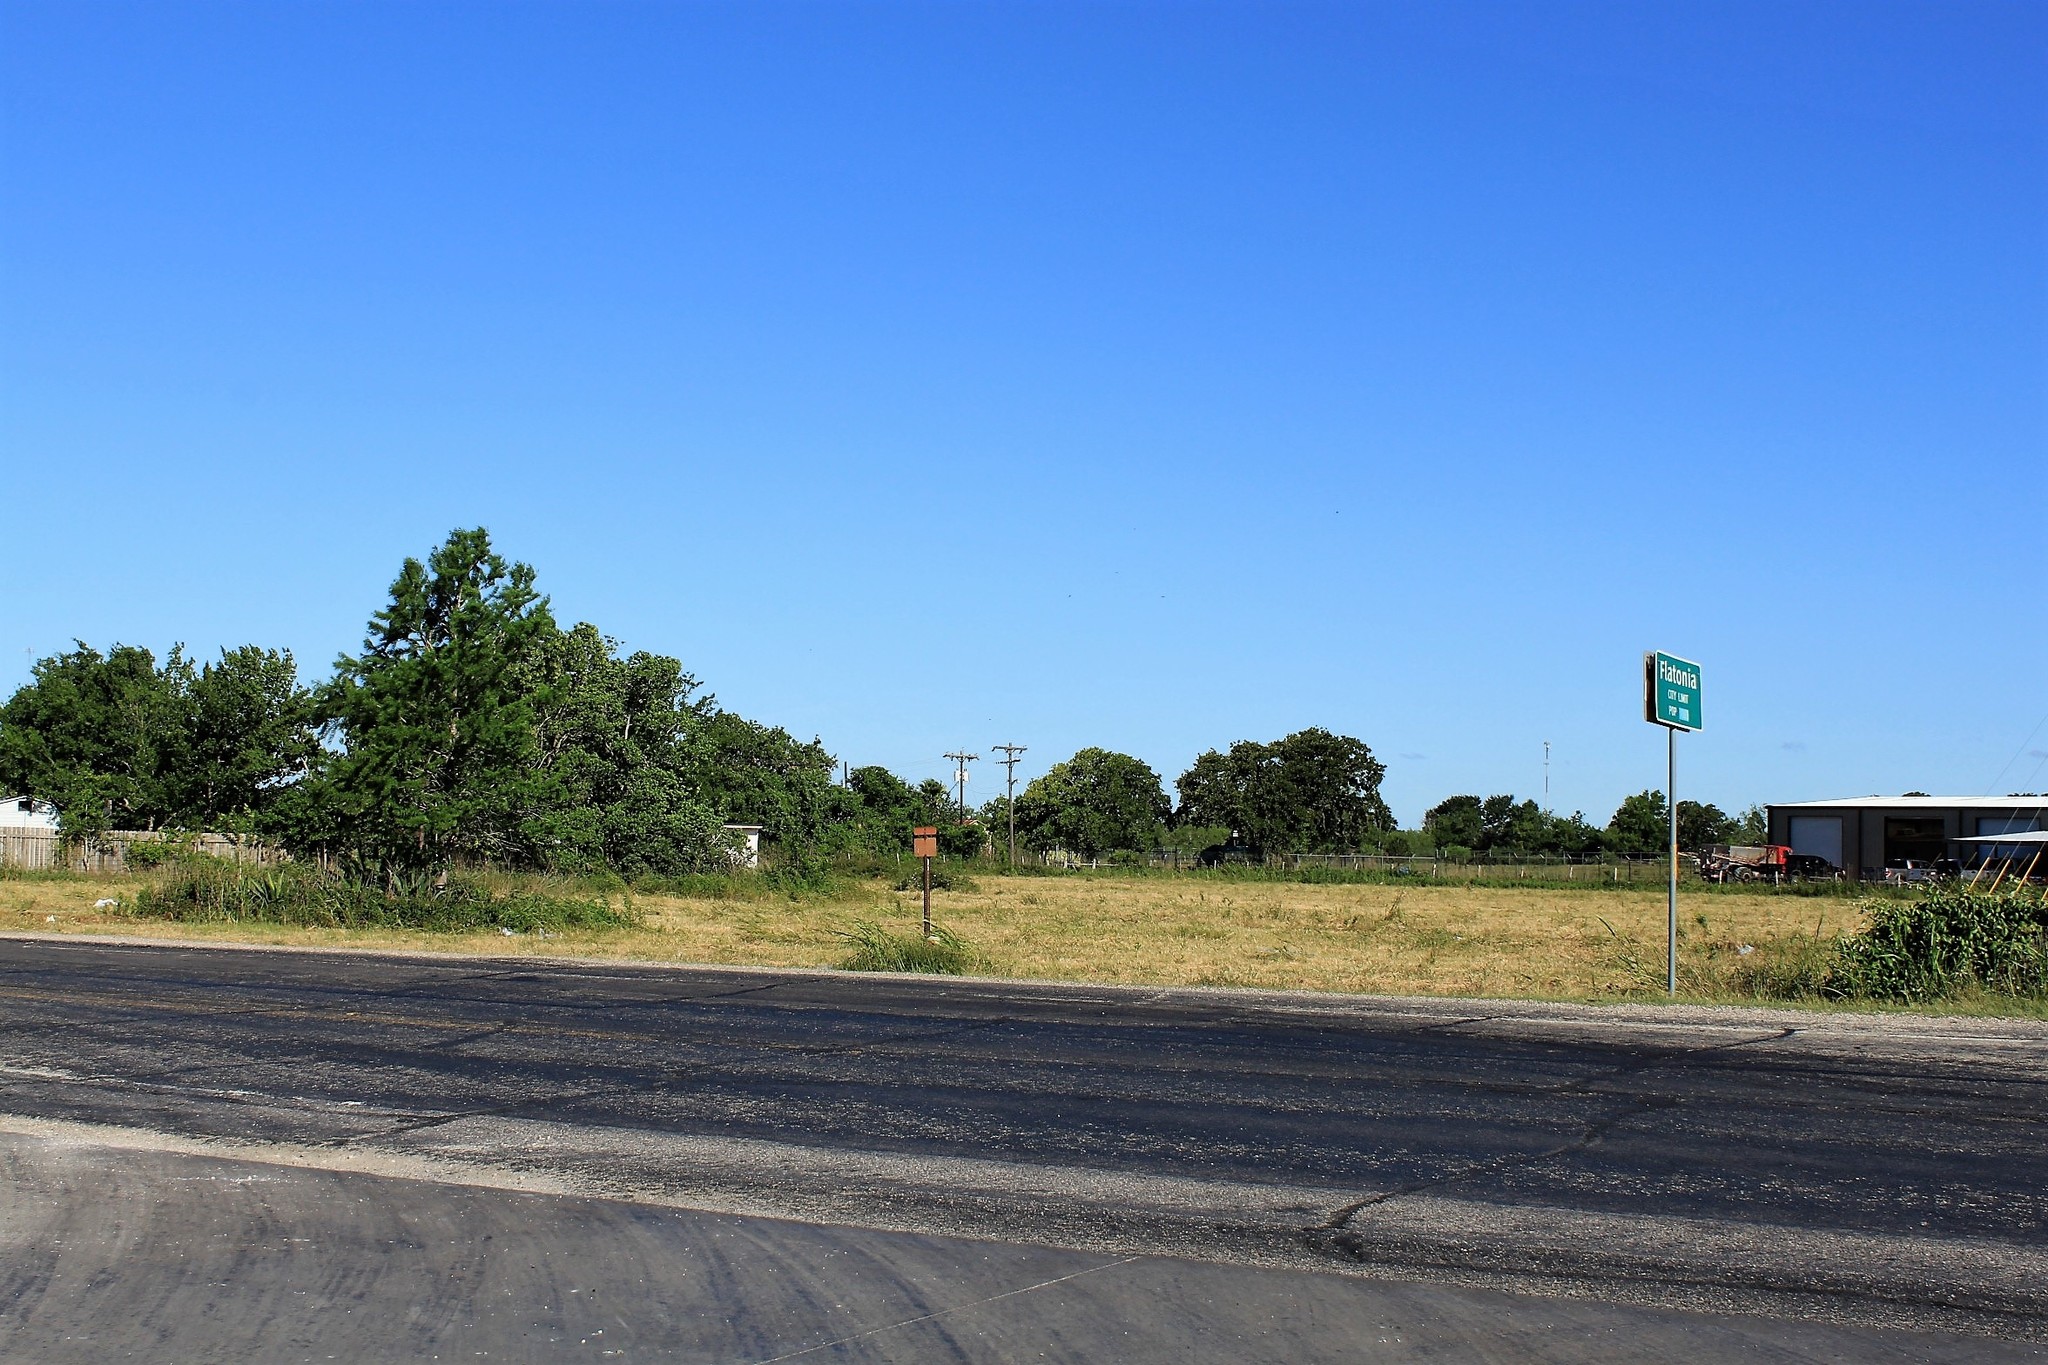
[0,796,60,831]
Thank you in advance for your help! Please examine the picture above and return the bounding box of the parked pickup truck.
[1881,859,1961,886]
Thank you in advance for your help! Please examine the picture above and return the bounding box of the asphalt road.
[1,934,2043,1362]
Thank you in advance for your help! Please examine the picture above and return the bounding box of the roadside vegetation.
[4,854,2041,1014]
[127,860,633,934]
[836,921,980,975]
[1,528,1769,890]
[2,525,2037,1009]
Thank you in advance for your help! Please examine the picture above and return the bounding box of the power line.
[1984,712,2048,796]
[991,743,1027,867]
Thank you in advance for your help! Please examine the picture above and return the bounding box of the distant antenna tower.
[1544,740,1551,808]
[944,750,979,814]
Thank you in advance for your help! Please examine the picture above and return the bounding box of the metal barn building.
[1766,795,2046,880]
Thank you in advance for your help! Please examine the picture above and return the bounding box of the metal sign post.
[913,826,938,939]
[1644,651,1704,997]
[1667,725,1678,995]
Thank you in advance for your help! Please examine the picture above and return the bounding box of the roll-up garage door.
[1788,816,1843,868]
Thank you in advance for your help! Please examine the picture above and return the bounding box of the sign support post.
[1644,651,1703,999]
[1667,725,1678,996]
[913,826,938,940]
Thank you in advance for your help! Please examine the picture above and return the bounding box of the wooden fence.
[0,830,285,874]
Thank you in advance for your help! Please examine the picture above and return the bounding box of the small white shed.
[722,823,763,869]
[0,796,60,831]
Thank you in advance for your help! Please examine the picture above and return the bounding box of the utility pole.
[991,743,1027,867]
[943,751,979,817]
[1543,740,1551,809]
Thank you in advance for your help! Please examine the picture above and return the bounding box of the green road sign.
[1645,651,1703,731]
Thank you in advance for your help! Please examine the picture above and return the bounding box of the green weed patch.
[128,862,634,934]
[836,920,977,974]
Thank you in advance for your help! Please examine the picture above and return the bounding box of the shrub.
[836,921,976,974]
[1833,886,2048,1002]
[891,865,978,893]
[763,846,847,897]
[120,833,206,870]
[127,863,635,934]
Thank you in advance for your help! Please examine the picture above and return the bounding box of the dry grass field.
[0,868,1860,1004]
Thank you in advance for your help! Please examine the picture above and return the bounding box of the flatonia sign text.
[1644,651,1703,732]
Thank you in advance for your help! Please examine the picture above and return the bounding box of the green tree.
[1178,729,1393,854]
[1542,811,1606,855]
[1730,804,1768,844]
[1676,800,1733,851]
[309,528,558,875]
[837,765,967,855]
[0,642,311,838]
[681,711,845,850]
[519,622,733,873]
[1605,790,1669,855]
[177,646,318,829]
[0,643,184,836]
[1426,793,1555,855]
[1423,795,1484,852]
[1015,748,1170,857]
[847,764,923,838]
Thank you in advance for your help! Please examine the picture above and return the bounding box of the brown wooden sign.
[912,826,938,859]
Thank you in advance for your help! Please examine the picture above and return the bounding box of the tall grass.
[835,921,978,974]
[128,861,635,933]
[630,850,858,902]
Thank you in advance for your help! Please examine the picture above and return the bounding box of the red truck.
[1696,844,1840,883]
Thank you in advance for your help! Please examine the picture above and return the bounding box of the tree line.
[986,752,1760,860]
[0,528,1759,875]
[1416,792,1764,861]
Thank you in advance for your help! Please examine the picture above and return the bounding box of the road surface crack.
[318,1081,644,1146]
[1311,1093,1672,1238]
[702,981,788,1001]
[1305,1026,1797,1255]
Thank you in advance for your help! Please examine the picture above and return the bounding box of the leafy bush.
[127,862,635,934]
[120,833,208,870]
[1833,886,2048,1002]
[836,921,976,974]
[891,865,978,893]
[763,846,847,897]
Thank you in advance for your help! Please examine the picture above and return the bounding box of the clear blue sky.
[3,1,2043,826]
